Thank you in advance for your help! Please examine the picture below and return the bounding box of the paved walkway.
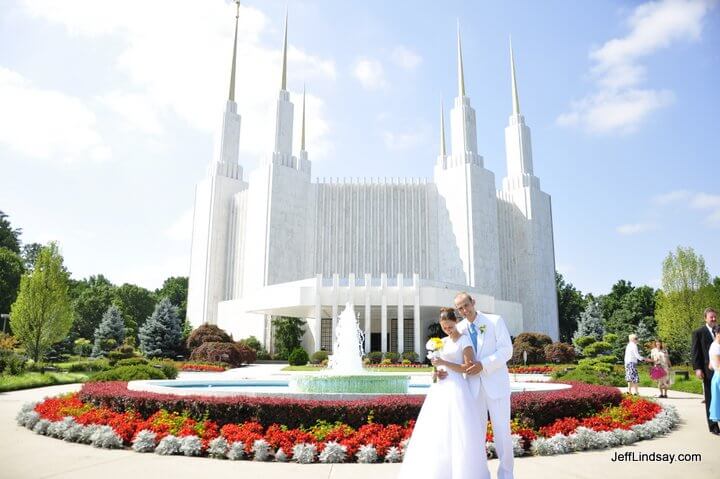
[1,379,718,478]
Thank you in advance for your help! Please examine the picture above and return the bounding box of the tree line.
[557,246,720,363]
[0,210,188,361]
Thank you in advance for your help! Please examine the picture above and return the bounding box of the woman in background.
[650,339,673,398]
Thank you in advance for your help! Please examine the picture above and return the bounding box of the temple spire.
[456,20,465,98]
[440,100,446,156]
[301,85,306,151]
[228,1,240,102]
[510,36,520,116]
[280,9,288,91]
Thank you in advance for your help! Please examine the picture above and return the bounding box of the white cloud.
[653,189,720,226]
[0,67,110,162]
[19,0,336,165]
[652,189,691,204]
[616,222,657,235]
[391,45,422,70]
[164,208,194,242]
[353,58,387,90]
[558,0,716,134]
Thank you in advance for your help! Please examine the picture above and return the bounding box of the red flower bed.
[508,366,554,374]
[30,390,663,459]
[537,395,660,436]
[180,363,227,372]
[511,382,622,428]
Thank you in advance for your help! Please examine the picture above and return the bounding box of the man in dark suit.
[691,307,719,435]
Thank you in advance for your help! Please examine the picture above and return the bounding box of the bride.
[399,308,490,479]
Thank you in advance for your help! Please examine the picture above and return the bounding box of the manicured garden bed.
[78,381,620,430]
[18,388,678,462]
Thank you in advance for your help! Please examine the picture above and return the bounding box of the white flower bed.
[16,401,680,461]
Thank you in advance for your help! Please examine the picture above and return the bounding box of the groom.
[454,292,514,479]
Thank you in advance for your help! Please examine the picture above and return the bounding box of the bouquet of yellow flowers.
[426,337,444,382]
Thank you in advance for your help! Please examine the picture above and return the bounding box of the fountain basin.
[291,374,410,394]
[128,378,570,399]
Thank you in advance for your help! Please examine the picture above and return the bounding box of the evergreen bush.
[139,299,183,359]
[288,347,309,366]
[310,350,329,364]
[91,306,125,358]
[89,365,167,382]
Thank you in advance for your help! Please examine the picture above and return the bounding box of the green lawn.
[282,365,433,373]
[637,366,703,395]
[0,372,89,392]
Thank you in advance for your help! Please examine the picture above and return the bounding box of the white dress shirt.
[624,342,643,364]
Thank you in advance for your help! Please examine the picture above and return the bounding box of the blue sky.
[1,0,719,295]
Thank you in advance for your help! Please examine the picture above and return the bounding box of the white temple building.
[187,8,559,355]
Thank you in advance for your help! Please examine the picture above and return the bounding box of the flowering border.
[16,390,678,463]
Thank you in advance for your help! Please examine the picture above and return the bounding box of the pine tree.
[10,243,73,362]
[91,305,125,357]
[139,298,182,358]
[573,300,605,342]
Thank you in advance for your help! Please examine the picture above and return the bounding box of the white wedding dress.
[398,335,489,479]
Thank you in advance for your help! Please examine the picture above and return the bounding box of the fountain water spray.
[327,302,365,374]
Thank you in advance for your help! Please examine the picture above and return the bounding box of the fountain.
[291,302,411,394]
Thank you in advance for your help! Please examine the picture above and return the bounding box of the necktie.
[469,322,478,351]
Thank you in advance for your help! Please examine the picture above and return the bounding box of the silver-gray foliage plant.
[79,424,101,444]
[292,442,317,464]
[227,441,246,460]
[155,435,182,455]
[207,436,229,459]
[32,419,51,435]
[318,441,345,463]
[63,424,84,442]
[252,439,271,461]
[90,425,123,449]
[180,435,203,456]
[132,429,157,453]
[356,444,378,463]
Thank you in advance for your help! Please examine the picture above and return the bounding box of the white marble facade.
[187,13,559,355]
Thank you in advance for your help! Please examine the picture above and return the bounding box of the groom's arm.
[478,316,513,375]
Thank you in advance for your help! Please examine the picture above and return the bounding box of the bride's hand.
[431,357,444,367]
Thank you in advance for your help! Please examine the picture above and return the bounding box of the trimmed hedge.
[288,347,309,366]
[89,365,167,382]
[79,380,621,430]
[544,342,576,364]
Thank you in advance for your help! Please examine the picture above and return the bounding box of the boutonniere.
[478,325,486,335]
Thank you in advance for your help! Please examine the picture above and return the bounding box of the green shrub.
[583,341,613,358]
[107,345,138,366]
[237,336,263,353]
[401,359,411,365]
[89,365,167,382]
[603,333,618,344]
[310,350,329,365]
[288,347,309,366]
[67,359,110,372]
[153,360,178,379]
[0,350,26,375]
[115,357,149,367]
[401,351,419,363]
[383,352,400,364]
[73,338,93,357]
[256,350,272,360]
[552,355,624,386]
[544,342,576,363]
[511,332,552,364]
[366,351,383,364]
[574,335,596,349]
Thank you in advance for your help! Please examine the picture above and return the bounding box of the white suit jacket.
[456,312,513,400]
